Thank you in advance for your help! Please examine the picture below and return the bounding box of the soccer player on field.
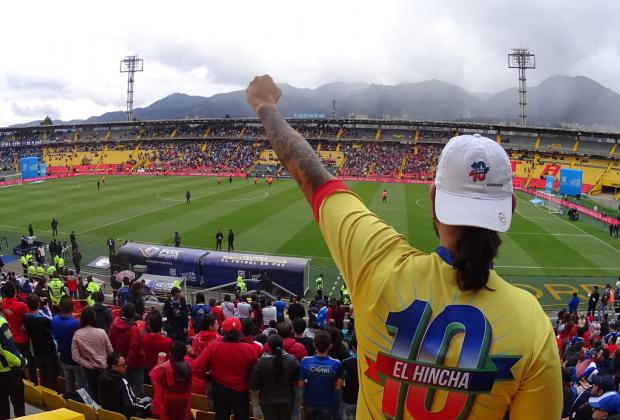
[246,75,561,419]
[382,189,388,203]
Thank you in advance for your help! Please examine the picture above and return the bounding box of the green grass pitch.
[1,175,619,308]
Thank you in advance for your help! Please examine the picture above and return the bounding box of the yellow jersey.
[313,181,561,419]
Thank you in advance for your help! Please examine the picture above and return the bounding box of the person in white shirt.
[221,294,236,319]
[236,297,252,319]
[262,300,277,327]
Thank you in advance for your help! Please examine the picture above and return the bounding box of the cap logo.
[469,161,490,182]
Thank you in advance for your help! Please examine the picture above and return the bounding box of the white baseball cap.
[434,134,513,232]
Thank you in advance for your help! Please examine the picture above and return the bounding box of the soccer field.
[1,175,619,306]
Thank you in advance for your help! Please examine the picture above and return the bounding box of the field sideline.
[1,175,619,307]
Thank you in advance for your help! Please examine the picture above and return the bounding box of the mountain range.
[18,75,620,130]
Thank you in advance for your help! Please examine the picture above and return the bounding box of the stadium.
[1,2,620,417]
[1,111,620,418]
[1,118,619,305]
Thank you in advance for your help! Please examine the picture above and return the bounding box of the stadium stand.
[2,117,620,420]
[1,119,619,195]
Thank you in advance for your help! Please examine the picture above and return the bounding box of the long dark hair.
[267,334,284,380]
[452,226,501,291]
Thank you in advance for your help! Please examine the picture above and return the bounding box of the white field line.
[517,195,620,255]
[78,188,228,235]
[414,198,430,209]
[155,190,269,203]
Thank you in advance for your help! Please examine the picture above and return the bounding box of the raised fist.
[246,75,282,113]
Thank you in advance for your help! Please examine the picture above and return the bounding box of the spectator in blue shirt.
[118,277,130,307]
[298,330,342,419]
[315,301,328,329]
[163,287,188,342]
[274,296,287,323]
[568,292,580,315]
[190,292,210,333]
[51,296,84,394]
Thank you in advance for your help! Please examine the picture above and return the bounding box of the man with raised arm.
[246,75,561,419]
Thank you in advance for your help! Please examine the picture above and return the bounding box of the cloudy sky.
[1,0,618,126]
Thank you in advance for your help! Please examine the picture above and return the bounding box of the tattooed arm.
[246,75,334,203]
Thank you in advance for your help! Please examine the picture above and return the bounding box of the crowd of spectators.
[316,140,338,151]
[3,124,603,182]
[0,145,43,172]
[401,144,442,179]
[337,142,439,178]
[338,128,373,140]
[418,130,454,142]
[0,264,358,420]
[557,285,620,418]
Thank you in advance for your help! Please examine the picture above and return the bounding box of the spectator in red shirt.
[108,303,146,397]
[263,322,307,362]
[192,317,258,420]
[241,318,264,357]
[192,314,219,357]
[150,341,192,420]
[0,281,37,384]
[209,298,224,325]
[142,310,172,379]
[190,313,220,395]
[65,270,78,299]
[331,300,346,330]
[605,336,619,357]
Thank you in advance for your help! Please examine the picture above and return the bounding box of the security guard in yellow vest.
[48,277,65,307]
[236,275,247,296]
[56,256,65,270]
[27,264,36,279]
[47,265,57,276]
[340,284,351,306]
[19,255,28,275]
[85,277,100,306]
[0,314,26,417]
[36,265,45,279]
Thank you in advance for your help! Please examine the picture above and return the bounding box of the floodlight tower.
[508,48,536,126]
[332,100,336,119]
[120,56,144,122]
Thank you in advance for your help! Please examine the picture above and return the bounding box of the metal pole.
[508,49,535,127]
[120,56,143,123]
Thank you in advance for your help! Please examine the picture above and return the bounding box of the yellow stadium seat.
[193,410,215,420]
[96,408,127,420]
[67,399,98,420]
[41,387,67,410]
[23,379,44,408]
[191,393,210,412]
[16,408,84,419]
